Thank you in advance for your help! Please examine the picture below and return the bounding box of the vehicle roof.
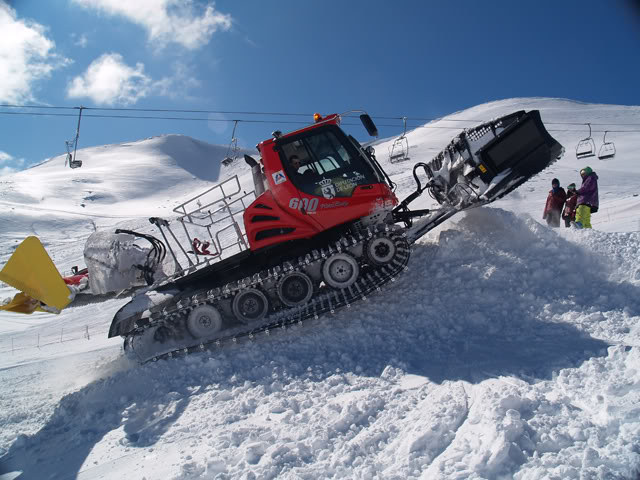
[257,114,340,152]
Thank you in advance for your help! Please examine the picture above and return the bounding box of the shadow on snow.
[1,208,635,478]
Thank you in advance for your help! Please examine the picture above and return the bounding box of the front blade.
[425,110,564,208]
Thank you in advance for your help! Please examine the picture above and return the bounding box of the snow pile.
[0,98,639,479]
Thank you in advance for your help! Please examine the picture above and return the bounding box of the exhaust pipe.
[245,154,265,196]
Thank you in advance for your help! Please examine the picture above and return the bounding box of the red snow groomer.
[1,110,563,363]
[107,110,563,362]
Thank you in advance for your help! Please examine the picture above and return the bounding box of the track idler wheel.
[278,271,314,307]
[365,235,397,266]
[322,252,359,289]
[232,288,269,324]
[186,304,222,338]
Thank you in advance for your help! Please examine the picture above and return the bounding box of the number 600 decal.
[289,197,318,212]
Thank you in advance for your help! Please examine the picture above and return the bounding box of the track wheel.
[322,252,359,289]
[186,304,222,338]
[365,235,397,266]
[278,271,314,307]
[232,288,269,324]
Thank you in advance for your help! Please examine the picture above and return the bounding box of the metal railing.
[153,175,256,276]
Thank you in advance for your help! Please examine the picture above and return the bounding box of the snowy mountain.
[1,98,639,479]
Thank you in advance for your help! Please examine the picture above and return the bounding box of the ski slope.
[1,98,639,479]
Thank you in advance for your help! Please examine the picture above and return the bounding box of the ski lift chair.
[388,117,410,163]
[66,153,82,169]
[575,123,596,159]
[64,140,82,169]
[64,106,84,169]
[222,120,239,166]
[597,130,616,160]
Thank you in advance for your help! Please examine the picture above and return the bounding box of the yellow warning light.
[313,113,323,123]
[478,164,487,173]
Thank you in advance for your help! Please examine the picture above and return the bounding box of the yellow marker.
[0,236,71,314]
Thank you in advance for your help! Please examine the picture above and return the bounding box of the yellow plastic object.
[0,236,71,312]
[0,292,41,314]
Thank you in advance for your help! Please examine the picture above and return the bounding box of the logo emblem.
[272,170,287,185]
[319,178,336,200]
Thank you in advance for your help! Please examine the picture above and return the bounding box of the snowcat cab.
[245,112,398,251]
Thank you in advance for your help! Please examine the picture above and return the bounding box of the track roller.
[186,304,223,338]
[277,271,314,307]
[322,252,359,289]
[232,288,269,324]
[365,234,397,265]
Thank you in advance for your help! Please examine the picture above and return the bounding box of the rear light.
[313,113,323,123]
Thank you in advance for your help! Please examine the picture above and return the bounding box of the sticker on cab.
[272,170,287,185]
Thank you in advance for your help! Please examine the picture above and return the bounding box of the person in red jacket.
[562,183,578,227]
[543,178,567,228]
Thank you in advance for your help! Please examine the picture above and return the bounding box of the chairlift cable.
[4,103,640,127]
[1,110,640,133]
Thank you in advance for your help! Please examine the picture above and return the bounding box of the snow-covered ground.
[1,98,639,479]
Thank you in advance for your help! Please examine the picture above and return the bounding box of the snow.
[1,97,640,479]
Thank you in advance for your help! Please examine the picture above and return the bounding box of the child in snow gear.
[574,167,599,229]
[562,183,578,227]
[543,178,567,228]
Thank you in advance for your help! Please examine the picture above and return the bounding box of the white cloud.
[0,166,17,176]
[67,53,152,105]
[0,2,71,103]
[0,151,24,176]
[0,151,13,163]
[154,61,200,99]
[72,32,89,48]
[71,0,232,50]
[67,54,200,105]
[0,151,25,166]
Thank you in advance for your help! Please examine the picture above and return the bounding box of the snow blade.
[425,110,564,207]
[0,236,72,313]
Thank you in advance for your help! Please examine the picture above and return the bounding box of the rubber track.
[128,225,411,363]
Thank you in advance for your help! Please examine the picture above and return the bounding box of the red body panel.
[63,273,88,286]
[244,114,398,251]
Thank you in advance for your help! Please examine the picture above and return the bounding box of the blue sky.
[1,0,639,175]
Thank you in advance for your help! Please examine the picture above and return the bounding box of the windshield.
[279,126,379,198]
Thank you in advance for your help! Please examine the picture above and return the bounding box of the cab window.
[279,127,377,198]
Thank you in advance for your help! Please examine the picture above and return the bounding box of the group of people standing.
[543,166,599,229]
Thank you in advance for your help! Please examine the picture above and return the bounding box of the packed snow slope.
[1,98,639,479]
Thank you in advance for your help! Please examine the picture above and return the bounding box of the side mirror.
[360,114,378,137]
